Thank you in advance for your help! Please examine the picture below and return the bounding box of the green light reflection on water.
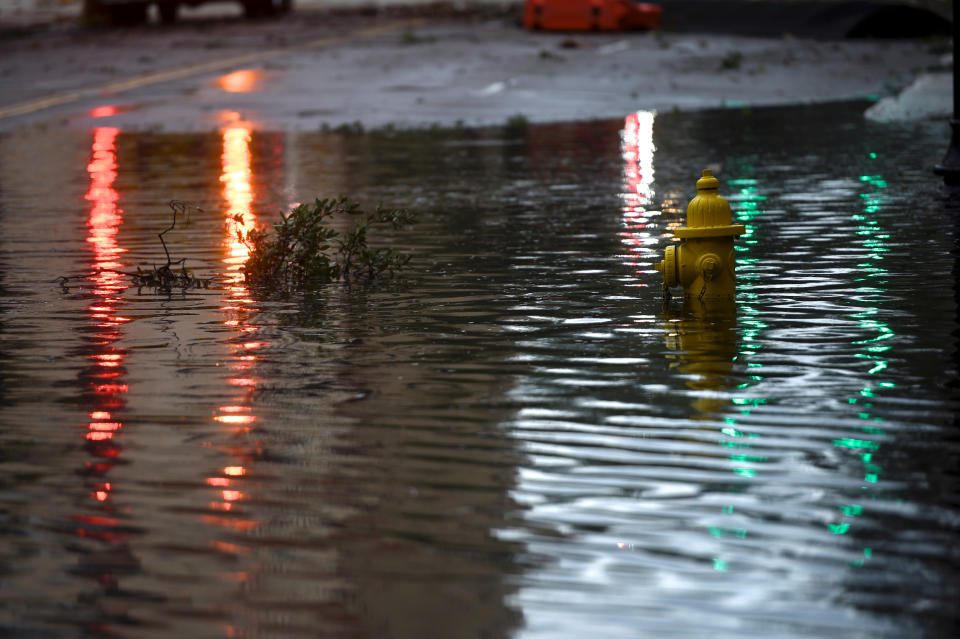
[729,453,768,463]
[829,160,893,563]
[833,438,880,451]
[710,174,771,571]
[709,526,748,539]
[840,504,863,516]
[714,160,894,570]
[731,397,767,406]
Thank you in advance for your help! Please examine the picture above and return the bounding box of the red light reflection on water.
[91,105,117,118]
[82,126,129,509]
[619,111,660,282]
[86,127,126,291]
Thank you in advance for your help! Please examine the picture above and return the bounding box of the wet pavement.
[0,4,950,131]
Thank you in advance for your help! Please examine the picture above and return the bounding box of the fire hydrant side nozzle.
[655,169,746,302]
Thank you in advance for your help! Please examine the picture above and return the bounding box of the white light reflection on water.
[506,110,687,636]
[827,168,891,563]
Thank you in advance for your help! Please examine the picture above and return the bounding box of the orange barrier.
[524,0,662,31]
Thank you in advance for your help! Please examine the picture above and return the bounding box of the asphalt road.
[0,6,949,132]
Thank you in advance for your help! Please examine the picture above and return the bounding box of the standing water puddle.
[0,103,958,638]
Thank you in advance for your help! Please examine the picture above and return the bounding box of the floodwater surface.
[0,103,958,638]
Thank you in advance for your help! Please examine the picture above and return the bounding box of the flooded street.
[0,98,958,637]
[0,4,958,636]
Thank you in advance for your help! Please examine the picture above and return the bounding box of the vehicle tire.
[109,3,149,25]
[82,0,108,25]
[83,0,148,26]
[158,2,178,23]
[243,0,291,18]
[242,0,263,18]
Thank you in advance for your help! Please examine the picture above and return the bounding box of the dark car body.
[84,0,292,25]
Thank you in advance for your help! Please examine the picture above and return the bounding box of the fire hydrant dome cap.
[696,169,720,190]
[678,168,746,238]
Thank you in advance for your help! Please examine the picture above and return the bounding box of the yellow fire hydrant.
[656,169,745,303]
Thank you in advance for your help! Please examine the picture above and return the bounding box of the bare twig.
[159,200,200,267]
[56,201,210,293]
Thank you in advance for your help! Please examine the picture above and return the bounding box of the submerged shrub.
[239,196,417,293]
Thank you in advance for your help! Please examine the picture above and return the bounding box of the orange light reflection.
[213,414,256,425]
[219,406,250,413]
[211,540,251,556]
[206,123,263,527]
[220,126,255,282]
[217,69,261,94]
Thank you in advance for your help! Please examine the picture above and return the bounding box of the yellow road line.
[0,18,425,120]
